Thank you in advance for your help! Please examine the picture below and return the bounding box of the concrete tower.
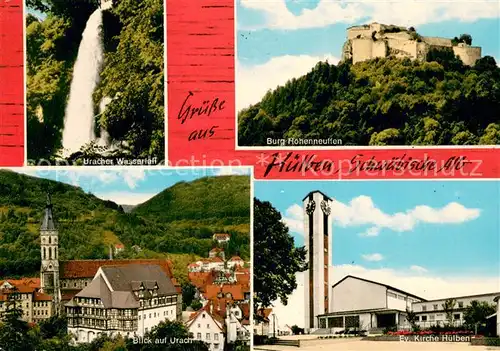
[303,191,333,330]
[40,193,61,312]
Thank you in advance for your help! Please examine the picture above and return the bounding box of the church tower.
[303,191,333,330]
[40,193,61,312]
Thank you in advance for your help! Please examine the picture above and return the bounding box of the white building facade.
[187,307,225,351]
[66,264,180,343]
[303,191,333,330]
[412,293,500,329]
[317,275,424,332]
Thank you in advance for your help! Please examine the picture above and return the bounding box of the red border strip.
[0,0,24,166]
[166,0,498,179]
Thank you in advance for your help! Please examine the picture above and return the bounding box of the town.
[0,195,251,350]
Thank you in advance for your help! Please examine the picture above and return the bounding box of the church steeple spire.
[40,192,61,313]
[41,193,56,231]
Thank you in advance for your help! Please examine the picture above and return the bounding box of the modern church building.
[300,191,499,336]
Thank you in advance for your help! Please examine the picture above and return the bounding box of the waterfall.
[62,9,104,156]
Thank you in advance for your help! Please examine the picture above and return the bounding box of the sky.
[11,167,250,205]
[236,0,500,110]
[254,180,500,329]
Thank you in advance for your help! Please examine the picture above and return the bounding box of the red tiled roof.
[114,244,124,249]
[229,256,243,261]
[257,308,273,320]
[240,303,250,319]
[34,292,52,301]
[188,271,215,291]
[1,278,40,289]
[187,301,224,330]
[1,284,36,294]
[60,259,174,279]
[211,257,224,263]
[61,290,80,302]
[210,248,224,253]
[205,284,245,301]
[213,233,230,239]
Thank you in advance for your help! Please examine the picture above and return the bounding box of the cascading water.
[62,9,104,156]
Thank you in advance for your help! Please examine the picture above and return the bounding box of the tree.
[463,300,496,333]
[0,294,37,351]
[191,299,203,311]
[253,198,308,319]
[405,308,419,331]
[459,34,473,45]
[39,314,68,339]
[182,283,197,310]
[442,298,456,326]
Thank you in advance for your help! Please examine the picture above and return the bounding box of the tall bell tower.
[40,193,61,312]
[303,191,333,330]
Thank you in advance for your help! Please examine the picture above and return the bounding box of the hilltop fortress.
[341,23,481,66]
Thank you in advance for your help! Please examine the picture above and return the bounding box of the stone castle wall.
[453,45,481,66]
[343,24,482,66]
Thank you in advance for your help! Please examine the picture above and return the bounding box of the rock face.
[341,23,481,66]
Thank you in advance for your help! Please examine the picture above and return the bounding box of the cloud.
[359,227,380,237]
[282,196,480,236]
[410,265,429,273]
[270,265,500,330]
[93,191,157,206]
[213,167,251,176]
[282,204,304,233]
[14,169,147,190]
[239,0,500,30]
[362,253,384,262]
[237,54,339,110]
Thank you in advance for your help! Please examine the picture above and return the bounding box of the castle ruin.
[341,23,481,66]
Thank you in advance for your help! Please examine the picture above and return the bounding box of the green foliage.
[0,171,250,282]
[463,300,496,330]
[26,0,164,162]
[441,298,456,326]
[253,198,307,318]
[452,34,473,46]
[93,0,165,159]
[405,308,419,331]
[238,56,500,146]
[0,298,38,351]
[39,314,68,340]
[191,299,203,311]
[182,282,196,309]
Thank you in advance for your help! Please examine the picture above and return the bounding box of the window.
[144,314,146,319]
[149,313,151,319]
[214,344,219,349]
[429,315,435,321]
[454,314,460,320]
[202,313,206,319]
[416,316,420,321]
[139,315,141,320]
[206,333,210,340]
[421,316,427,321]
[197,333,201,339]
[198,323,201,328]
[433,304,438,310]
[207,324,210,329]
[145,328,148,333]
[458,302,464,308]
[422,306,427,311]
[214,333,219,341]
